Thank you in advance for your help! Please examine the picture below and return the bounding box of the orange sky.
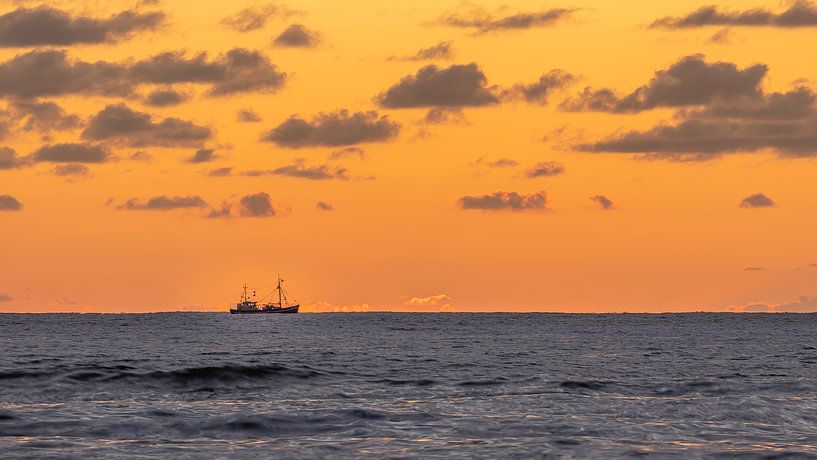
[1,0,817,313]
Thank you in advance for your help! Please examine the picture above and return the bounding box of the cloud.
[376,63,500,108]
[525,161,565,178]
[0,6,164,47]
[576,118,817,159]
[0,49,132,98]
[82,104,211,148]
[457,190,549,211]
[0,194,22,211]
[273,24,320,48]
[575,85,817,160]
[244,159,349,180]
[11,99,81,133]
[562,55,766,113]
[53,163,90,177]
[130,48,287,97]
[393,41,454,61]
[0,147,24,169]
[0,293,11,302]
[144,88,189,107]
[189,148,216,163]
[119,195,208,211]
[30,143,111,163]
[438,6,578,33]
[651,1,817,29]
[707,28,734,44]
[424,107,467,124]
[236,109,262,122]
[505,69,576,104]
[405,294,452,311]
[206,192,280,218]
[740,193,775,208]
[744,266,765,271]
[741,296,817,313]
[208,167,232,177]
[316,201,334,211]
[221,3,291,32]
[239,192,276,217]
[129,150,151,161]
[471,157,519,168]
[328,146,366,161]
[590,195,614,210]
[262,109,400,148]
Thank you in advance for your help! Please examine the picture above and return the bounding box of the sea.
[1,313,817,459]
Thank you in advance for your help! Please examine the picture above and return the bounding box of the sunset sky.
[1,0,817,313]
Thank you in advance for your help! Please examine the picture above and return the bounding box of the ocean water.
[1,313,817,458]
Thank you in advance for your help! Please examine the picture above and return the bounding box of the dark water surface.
[1,313,817,458]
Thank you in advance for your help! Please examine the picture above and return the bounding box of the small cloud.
[273,24,321,48]
[590,195,614,210]
[471,157,519,168]
[392,41,455,61]
[237,109,262,122]
[208,167,232,177]
[31,143,111,163]
[740,296,817,313]
[740,193,775,208]
[328,146,366,161]
[53,163,91,177]
[0,293,12,302]
[119,195,208,211]
[316,201,334,211]
[82,104,211,148]
[376,63,499,108]
[221,3,293,32]
[239,192,276,217]
[744,266,765,271]
[424,107,467,125]
[144,88,189,107]
[206,192,281,218]
[0,147,26,169]
[262,109,400,148]
[0,194,22,211]
[504,69,576,105]
[458,190,549,212]
[243,159,349,180]
[437,6,579,34]
[189,148,216,163]
[129,150,152,162]
[525,161,565,178]
[707,28,734,44]
[405,294,453,312]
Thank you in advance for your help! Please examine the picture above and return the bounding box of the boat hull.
[230,305,300,314]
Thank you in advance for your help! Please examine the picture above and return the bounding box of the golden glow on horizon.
[1,1,816,313]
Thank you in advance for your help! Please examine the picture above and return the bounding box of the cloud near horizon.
[740,193,776,208]
[119,195,208,211]
[742,295,817,312]
[458,190,549,212]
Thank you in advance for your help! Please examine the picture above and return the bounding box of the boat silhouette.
[230,276,300,314]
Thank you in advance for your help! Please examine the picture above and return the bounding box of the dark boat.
[230,276,300,314]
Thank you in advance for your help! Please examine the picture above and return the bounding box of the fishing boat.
[230,276,300,314]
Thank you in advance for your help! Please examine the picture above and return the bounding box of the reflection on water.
[1,312,817,457]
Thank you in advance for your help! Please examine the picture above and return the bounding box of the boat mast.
[277,275,283,306]
[242,283,248,303]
